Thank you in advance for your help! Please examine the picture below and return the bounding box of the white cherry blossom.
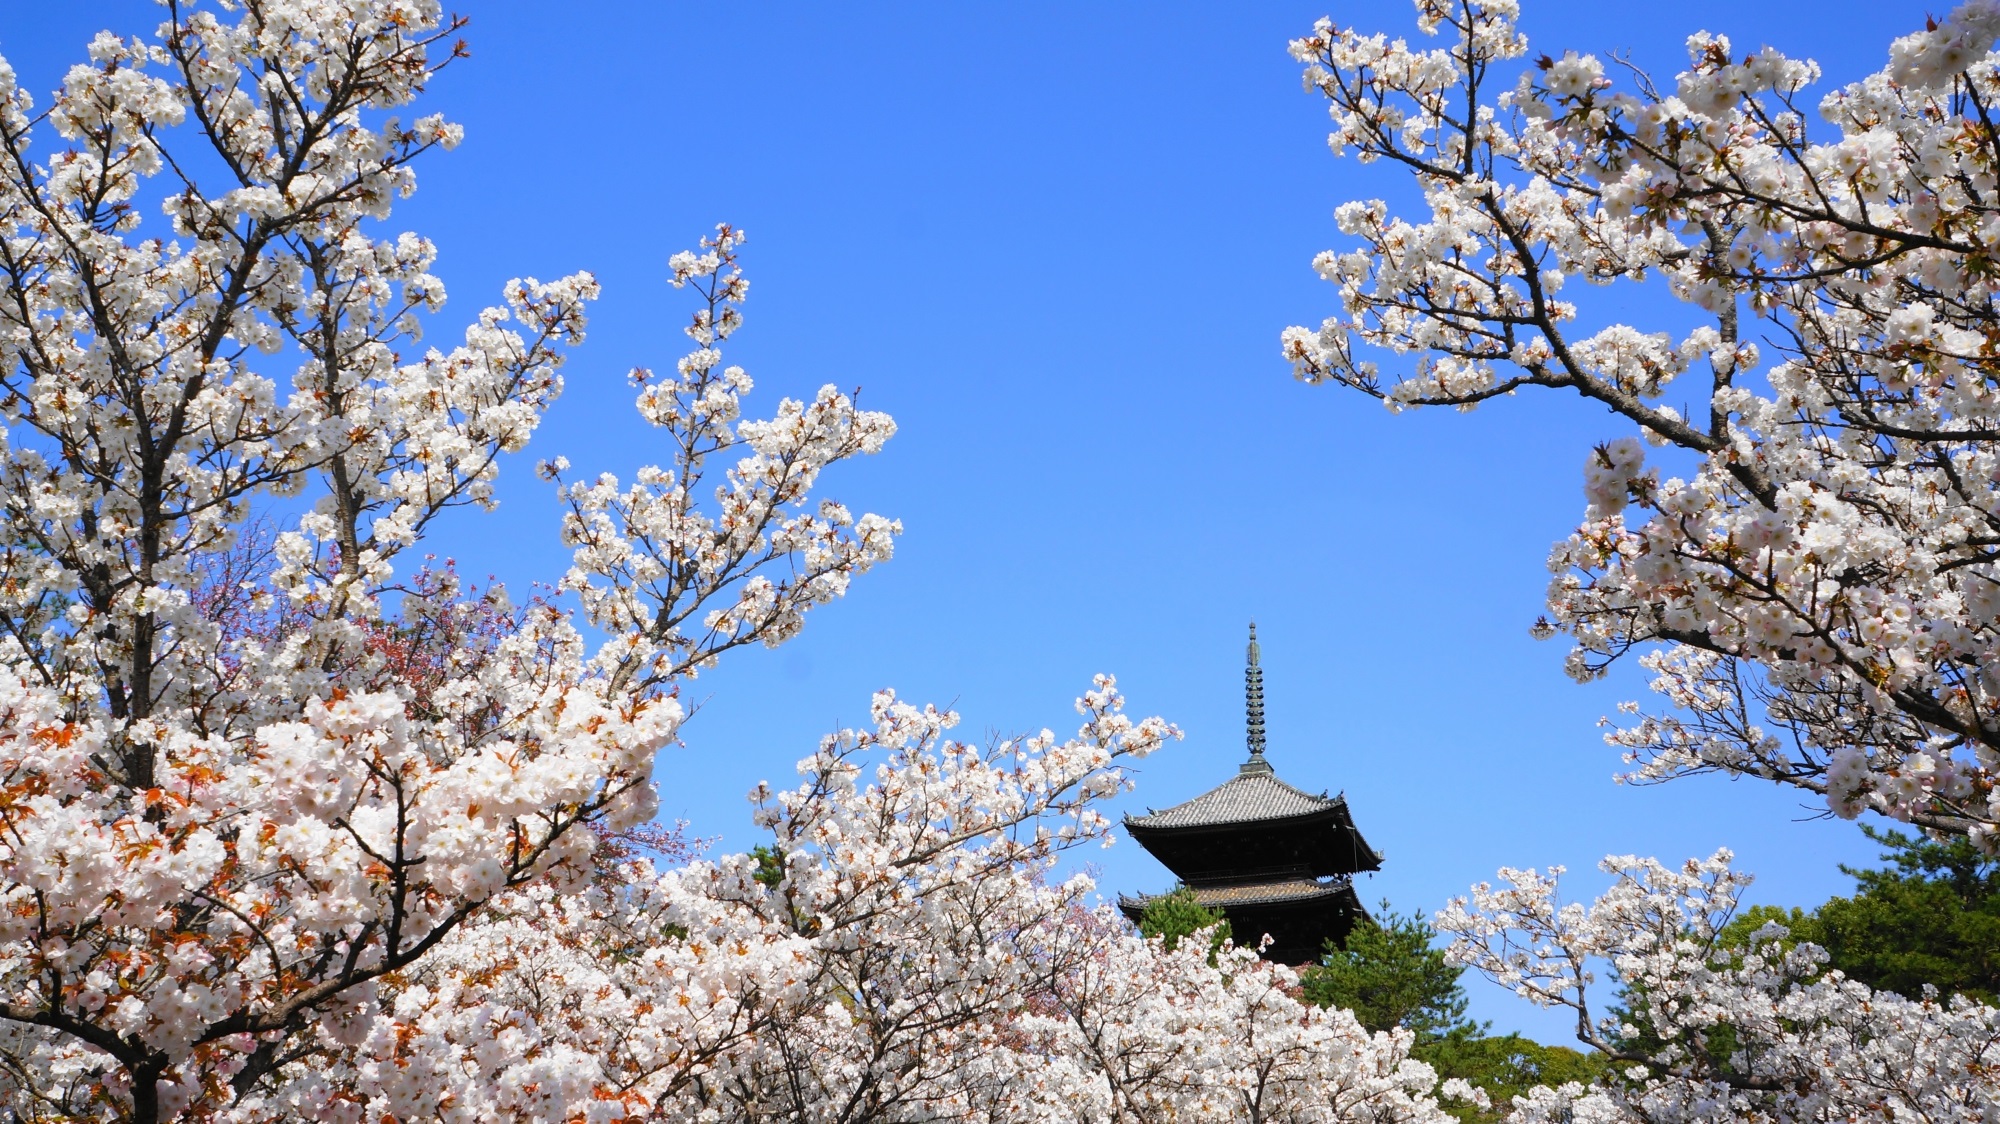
[1437,851,2000,1122]
[1288,0,2000,844]
[0,4,895,1119]
[232,678,1451,1124]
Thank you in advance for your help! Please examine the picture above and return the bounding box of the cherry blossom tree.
[1287,2,2000,1119]
[231,678,1455,1124]
[1285,0,2000,844]
[26,0,2000,1120]
[0,2,896,1118]
[0,5,1460,1122]
[1437,852,2000,1123]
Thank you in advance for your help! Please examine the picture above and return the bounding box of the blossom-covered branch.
[235,678,1455,1124]
[544,225,900,694]
[0,3,896,1119]
[1437,851,2000,1121]
[1287,0,2000,842]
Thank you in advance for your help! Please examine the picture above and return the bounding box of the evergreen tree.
[1300,904,1472,1042]
[1135,888,1232,958]
[1720,826,2000,1004]
[1300,903,1604,1123]
[1607,825,2000,1078]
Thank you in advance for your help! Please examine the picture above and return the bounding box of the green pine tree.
[1299,902,1605,1123]
[1717,825,2000,1003]
[1136,887,1232,960]
[1608,825,2000,1084]
[1300,904,1471,1042]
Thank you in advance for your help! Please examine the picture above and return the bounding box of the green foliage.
[1720,826,2000,1004]
[1416,1032,1609,1124]
[1136,887,1232,958]
[749,845,830,937]
[1298,901,1605,1123]
[1716,903,1815,951]
[1299,903,1472,1042]
[751,845,785,889]
[1604,825,2000,1087]
[1811,826,2000,1003]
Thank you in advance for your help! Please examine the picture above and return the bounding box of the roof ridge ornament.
[1242,622,1272,775]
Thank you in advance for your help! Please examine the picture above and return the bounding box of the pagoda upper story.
[1119,624,1380,964]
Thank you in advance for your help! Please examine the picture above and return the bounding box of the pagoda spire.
[1120,618,1383,963]
[1242,622,1271,775]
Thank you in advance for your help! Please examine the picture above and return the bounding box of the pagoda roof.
[1124,766,1344,831]
[1124,761,1382,878]
[1120,876,1353,910]
[1117,876,1372,963]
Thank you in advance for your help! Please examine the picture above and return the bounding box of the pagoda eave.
[1126,803,1382,854]
[1120,878,1371,965]
[1126,803,1383,881]
[1119,875,1356,914]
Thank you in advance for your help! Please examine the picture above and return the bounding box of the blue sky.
[2,0,1934,1041]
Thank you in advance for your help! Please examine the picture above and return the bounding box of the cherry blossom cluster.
[214,678,1454,1124]
[1290,3,2000,1117]
[0,3,894,1119]
[545,224,901,693]
[1286,0,2000,843]
[1437,850,2000,1122]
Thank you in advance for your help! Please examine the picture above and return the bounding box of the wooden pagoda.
[1119,624,1380,964]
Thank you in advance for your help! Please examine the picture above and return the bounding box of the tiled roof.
[1119,876,1354,910]
[1189,878,1350,907]
[1124,770,1341,830]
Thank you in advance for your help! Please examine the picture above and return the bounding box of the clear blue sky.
[2,0,1929,1042]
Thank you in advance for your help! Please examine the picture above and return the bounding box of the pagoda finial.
[1242,622,1270,775]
